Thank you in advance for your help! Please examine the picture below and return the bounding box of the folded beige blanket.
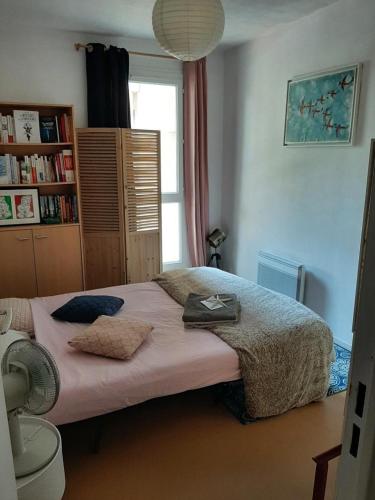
[154,267,333,419]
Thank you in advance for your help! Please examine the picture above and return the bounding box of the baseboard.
[334,336,352,352]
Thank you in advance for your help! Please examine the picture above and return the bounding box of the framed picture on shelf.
[284,63,362,146]
[0,188,40,226]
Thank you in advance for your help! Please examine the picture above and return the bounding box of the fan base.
[14,419,59,478]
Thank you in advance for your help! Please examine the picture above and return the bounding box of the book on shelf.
[62,149,74,182]
[60,114,71,142]
[0,155,10,184]
[39,114,71,143]
[40,194,78,224]
[39,116,58,143]
[0,150,74,184]
[0,114,15,143]
[0,154,20,184]
[7,115,15,143]
[0,111,71,144]
[40,113,71,143]
[13,110,41,143]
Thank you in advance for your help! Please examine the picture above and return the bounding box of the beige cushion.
[0,298,34,334]
[68,315,153,360]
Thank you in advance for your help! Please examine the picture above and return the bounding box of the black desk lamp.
[207,228,226,269]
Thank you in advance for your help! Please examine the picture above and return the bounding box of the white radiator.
[257,251,305,303]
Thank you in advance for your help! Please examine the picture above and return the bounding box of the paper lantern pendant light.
[152,0,225,62]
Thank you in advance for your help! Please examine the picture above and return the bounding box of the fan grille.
[2,340,60,415]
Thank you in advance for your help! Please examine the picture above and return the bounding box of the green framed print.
[0,188,40,226]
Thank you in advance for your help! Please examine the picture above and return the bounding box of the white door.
[335,141,375,499]
[129,79,189,271]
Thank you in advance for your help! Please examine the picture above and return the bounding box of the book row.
[0,150,74,185]
[0,110,72,144]
[40,194,78,224]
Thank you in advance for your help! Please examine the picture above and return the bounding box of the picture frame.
[284,63,362,146]
[0,188,40,226]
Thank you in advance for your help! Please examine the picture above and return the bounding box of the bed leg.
[89,417,104,454]
[213,384,225,404]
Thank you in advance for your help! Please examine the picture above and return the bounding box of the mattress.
[30,282,240,425]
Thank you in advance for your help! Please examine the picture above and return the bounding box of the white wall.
[0,28,168,127]
[221,0,375,347]
[0,26,224,485]
[207,52,225,230]
[0,26,224,229]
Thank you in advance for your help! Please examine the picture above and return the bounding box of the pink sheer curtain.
[183,58,209,267]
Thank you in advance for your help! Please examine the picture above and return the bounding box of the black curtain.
[85,43,131,128]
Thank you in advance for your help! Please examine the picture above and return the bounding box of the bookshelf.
[0,102,84,297]
[7,182,76,188]
[0,142,73,147]
[0,102,80,224]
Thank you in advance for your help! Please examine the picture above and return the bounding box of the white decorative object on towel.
[201,295,228,310]
[257,251,305,303]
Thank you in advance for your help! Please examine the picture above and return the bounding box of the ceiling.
[0,0,338,46]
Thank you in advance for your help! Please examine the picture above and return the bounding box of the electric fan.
[2,336,60,478]
[0,307,12,334]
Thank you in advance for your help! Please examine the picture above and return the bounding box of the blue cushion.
[51,295,124,323]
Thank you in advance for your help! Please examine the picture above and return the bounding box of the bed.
[28,267,333,425]
[30,281,240,425]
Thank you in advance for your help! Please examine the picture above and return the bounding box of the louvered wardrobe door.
[122,129,161,284]
[77,129,126,290]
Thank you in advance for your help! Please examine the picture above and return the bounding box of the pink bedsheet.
[30,282,240,425]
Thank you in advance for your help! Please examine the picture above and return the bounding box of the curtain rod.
[74,43,175,60]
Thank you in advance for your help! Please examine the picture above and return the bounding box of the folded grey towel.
[183,293,240,327]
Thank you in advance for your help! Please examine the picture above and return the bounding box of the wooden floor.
[61,388,346,500]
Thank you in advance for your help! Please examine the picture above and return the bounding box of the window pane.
[129,82,178,193]
[162,203,180,263]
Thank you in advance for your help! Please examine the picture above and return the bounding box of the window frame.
[129,65,189,269]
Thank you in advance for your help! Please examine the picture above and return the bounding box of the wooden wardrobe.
[77,128,161,290]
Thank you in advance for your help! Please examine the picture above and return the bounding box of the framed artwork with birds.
[284,63,362,146]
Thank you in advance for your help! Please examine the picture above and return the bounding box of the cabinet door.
[33,226,83,296]
[84,232,125,290]
[0,229,37,298]
[126,232,160,284]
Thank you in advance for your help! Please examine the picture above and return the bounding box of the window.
[129,80,188,269]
